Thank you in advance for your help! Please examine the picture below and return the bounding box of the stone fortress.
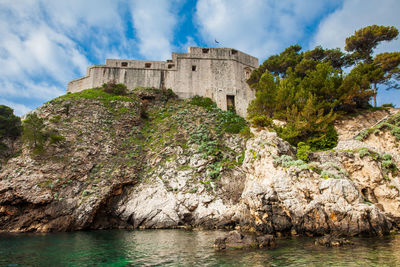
[67,47,259,117]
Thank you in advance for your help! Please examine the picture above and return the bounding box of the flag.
[215,39,219,44]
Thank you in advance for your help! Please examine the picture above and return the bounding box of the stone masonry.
[67,47,259,117]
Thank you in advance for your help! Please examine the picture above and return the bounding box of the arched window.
[244,67,252,79]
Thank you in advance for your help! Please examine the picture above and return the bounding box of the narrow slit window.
[121,62,128,67]
[168,64,174,69]
[192,65,197,71]
[145,63,151,68]
[202,48,209,53]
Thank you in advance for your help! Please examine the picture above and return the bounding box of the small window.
[145,63,151,68]
[167,59,173,63]
[121,62,128,67]
[192,65,197,71]
[202,48,209,53]
[168,64,174,69]
[231,49,238,55]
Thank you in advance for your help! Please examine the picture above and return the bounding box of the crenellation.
[67,46,259,117]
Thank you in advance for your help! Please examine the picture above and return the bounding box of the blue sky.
[0,0,399,116]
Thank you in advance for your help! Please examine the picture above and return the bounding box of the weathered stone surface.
[68,47,258,117]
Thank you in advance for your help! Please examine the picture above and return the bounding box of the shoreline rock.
[214,230,275,251]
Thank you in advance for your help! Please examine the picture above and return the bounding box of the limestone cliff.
[0,88,399,236]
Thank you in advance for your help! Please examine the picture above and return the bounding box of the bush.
[306,125,338,151]
[189,96,216,110]
[218,110,247,134]
[22,113,46,150]
[49,134,65,144]
[382,103,395,108]
[250,115,272,127]
[358,147,370,158]
[296,142,311,162]
[102,80,128,95]
[239,126,253,139]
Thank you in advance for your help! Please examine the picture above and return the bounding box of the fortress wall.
[66,47,259,117]
[67,66,96,93]
[165,48,257,117]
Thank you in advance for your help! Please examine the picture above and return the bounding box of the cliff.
[0,88,399,236]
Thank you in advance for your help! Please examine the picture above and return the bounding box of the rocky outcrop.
[0,89,399,237]
[235,130,393,237]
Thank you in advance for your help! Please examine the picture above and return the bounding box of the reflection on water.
[1,229,400,266]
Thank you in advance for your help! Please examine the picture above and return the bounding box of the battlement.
[67,47,259,117]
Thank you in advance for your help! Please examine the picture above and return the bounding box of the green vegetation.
[22,113,66,155]
[190,96,248,134]
[355,111,400,141]
[296,142,311,163]
[101,80,128,95]
[247,25,399,150]
[189,95,216,110]
[22,113,47,154]
[0,105,22,153]
[345,25,399,107]
[53,88,137,104]
[119,94,246,187]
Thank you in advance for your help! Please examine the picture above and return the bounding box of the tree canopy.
[345,25,399,106]
[247,25,399,149]
[345,25,398,63]
[0,105,22,140]
[22,113,46,152]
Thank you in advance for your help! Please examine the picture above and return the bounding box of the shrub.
[49,134,65,144]
[22,113,46,150]
[358,147,370,158]
[239,126,253,139]
[382,160,397,173]
[49,115,61,123]
[189,95,216,110]
[102,80,128,95]
[382,153,392,161]
[382,103,395,108]
[218,110,247,134]
[250,115,272,127]
[296,142,311,162]
[306,125,338,151]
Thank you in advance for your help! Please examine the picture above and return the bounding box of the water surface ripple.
[1,230,399,266]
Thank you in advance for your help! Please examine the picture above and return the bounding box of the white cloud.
[130,0,181,60]
[0,0,131,114]
[312,0,400,53]
[195,0,341,60]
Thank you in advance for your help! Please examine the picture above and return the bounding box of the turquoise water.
[1,229,399,266]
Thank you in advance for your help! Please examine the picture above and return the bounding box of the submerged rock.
[214,230,275,250]
[315,235,353,247]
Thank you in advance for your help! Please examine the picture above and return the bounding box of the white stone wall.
[67,47,258,117]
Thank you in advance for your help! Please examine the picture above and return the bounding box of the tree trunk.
[373,83,377,107]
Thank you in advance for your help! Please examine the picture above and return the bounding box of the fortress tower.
[67,47,259,117]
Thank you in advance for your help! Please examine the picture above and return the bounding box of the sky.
[0,0,399,116]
